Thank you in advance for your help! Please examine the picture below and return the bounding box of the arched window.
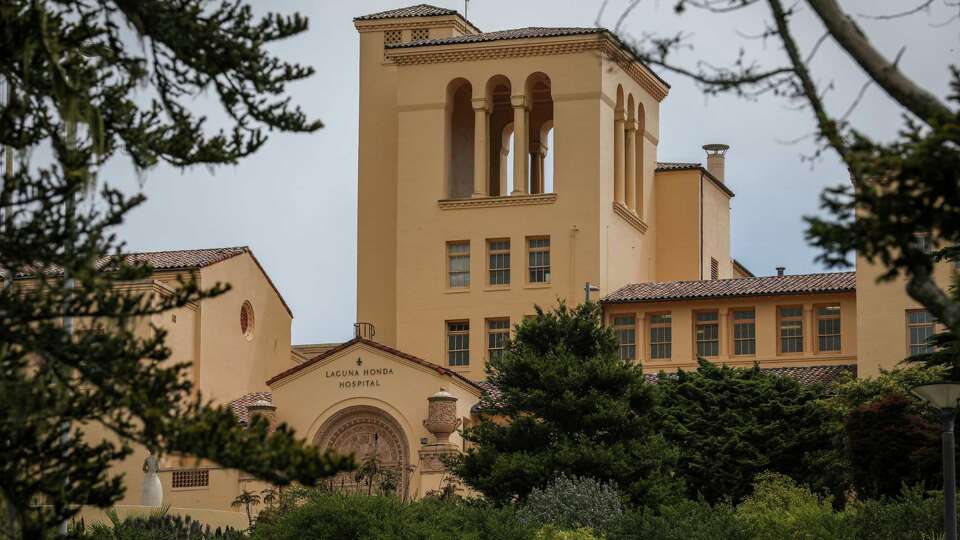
[635,102,646,217]
[485,75,512,196]
[446,78,474,199]
[613,85,626,205]
[526,73,553,194]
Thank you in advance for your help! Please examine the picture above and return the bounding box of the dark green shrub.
[735,472,852,540]
[609,499,749,540]
[79,510,243,539]
[846,485,944,540]
[518,474,623,534]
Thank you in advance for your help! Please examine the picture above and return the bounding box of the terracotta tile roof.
[390,27,602,48]
[656,161,701,171]
[266,337,484,394]
[355,4,458,21]
[14,246,249,278]
[472,364,856,412]
[229,391,272,425]
[603,271,856,304]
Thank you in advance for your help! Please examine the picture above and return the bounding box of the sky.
[106,0,958,344]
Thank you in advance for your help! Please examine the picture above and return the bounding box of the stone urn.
[141,453,163,507]
[423,388,461,445]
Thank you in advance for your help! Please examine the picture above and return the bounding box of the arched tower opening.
[526,72,553,194]
[485,75,512,196]
[446,78,474,199]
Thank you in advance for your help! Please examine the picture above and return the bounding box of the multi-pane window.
[527,237,551,283]
[732,309,756,355]
[816,305,842,353]
[612,315,637,361]
[447,241,470,288]
[488,239,511,286]
[779,306,804,353]
[695,311,720,357]
[710,257,719,280]
[649,313,672,360]
[907,310,935,355]
[447,321,470,366]
[487,318,510,361]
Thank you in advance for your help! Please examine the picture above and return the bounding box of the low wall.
[74,505,249,531]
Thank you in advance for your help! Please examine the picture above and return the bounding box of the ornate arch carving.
[314,405,410,496]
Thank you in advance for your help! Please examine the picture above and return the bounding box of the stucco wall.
[654,170,702,281]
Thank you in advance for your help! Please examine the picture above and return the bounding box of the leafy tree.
[448,302,681,507]
[0,1,352,537]
[608,0,960,341]
[232,490,262,530]
[655,360,846,504]
[844,393,941,499]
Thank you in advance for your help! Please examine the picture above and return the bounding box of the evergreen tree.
[0,2,352,537]
[655,360,846,504]
[449,302,680,506]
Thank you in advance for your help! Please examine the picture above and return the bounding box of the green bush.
[845,485,944,540]
[534,526,601,540]
[78,510,243,539]
[518,474,623,534]
[610,499,749,540]
[251,491,533,540]
[735,472,852,540]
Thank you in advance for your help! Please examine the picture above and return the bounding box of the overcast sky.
[106,1,957,344]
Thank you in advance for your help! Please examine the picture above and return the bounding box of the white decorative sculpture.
[141,453,163,507]
[423,388,461,445]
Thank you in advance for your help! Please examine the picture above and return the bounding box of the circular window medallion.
[240,301,255,340]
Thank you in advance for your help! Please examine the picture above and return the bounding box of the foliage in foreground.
[250,474,947,540]
[517,474,623,534]
[76,509,243,539]
[0,1,352,537]
[449,302,681,507]
[654,360,846,503]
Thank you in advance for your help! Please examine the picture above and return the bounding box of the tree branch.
[805,0,953,123]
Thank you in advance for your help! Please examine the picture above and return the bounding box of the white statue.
[141,453,163,507]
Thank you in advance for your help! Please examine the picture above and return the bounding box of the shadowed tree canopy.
[0,1,351,537]
[448,302,681,507]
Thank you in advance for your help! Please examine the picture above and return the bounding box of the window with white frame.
[816,305,841,352]
[649,313,672,360]
[907,310,935,355]
[486,318,510,361]
[778,306,804,353]
[695,311,720,357]
[447,321,470,366]
[488,239,510,286]
[447,241,470,288]
[613,314,636,361]
[527,237,551,283]
[732,308,756,356]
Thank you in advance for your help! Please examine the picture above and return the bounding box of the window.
[649,313,672,360]
[907,310,935,355]
[732,309,756,356]
[527,237,551,283]
[488,239,510,286]
[447,321,470,366]
[410,28,429,41]
[912,233,933,254]
[695,311,720,357]
[172,469,209,489]
[710,257,719,280]
[384,30,403,45]
[487,318,510,360]
[612,315,636,361]
[240,301,255,340]
[778,306,804,353]
[447,241,470,288]
[816,305,841,353]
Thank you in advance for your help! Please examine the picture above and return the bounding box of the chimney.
[776,266,786,277]
[702,144,730,182]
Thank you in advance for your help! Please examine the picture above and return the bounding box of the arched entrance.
[313,405,410,497]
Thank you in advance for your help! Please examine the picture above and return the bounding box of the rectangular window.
[527,237,551,283]
[447,321,470,366]
[447,241,470,288]
[695,311,720,357]
[649,313,672,360]
[732,309,756,356]
[816,305,842,353]
[907,310,935,355]
[779,306,804,353]
[710,257,719,280]
[487,239,511,286]
[613,315,637,361]
[486,318,510,361]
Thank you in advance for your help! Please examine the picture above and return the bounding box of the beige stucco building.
[53,3,953,523]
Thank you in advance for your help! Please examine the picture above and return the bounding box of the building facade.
[60,3,952,523]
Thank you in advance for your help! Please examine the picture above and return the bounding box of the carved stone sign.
[325,357,395,389]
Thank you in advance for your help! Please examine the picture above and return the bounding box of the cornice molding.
[387,36,669,102]
[439,193,557,210]
[613,201,648,233]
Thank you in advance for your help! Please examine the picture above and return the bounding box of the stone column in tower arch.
[423,388,461,445]
[614,109,626,204]
[625,119,638,212]
[510,95,529,195]
[471,97,489,198]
